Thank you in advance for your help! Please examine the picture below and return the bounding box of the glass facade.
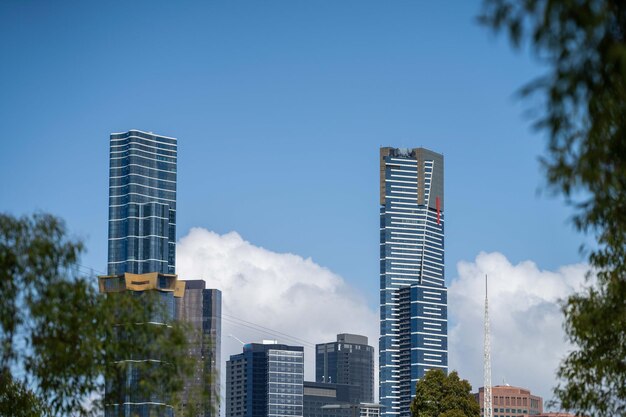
[175,281,222,417]
[108,129,177,275]
[103,282,178,417]
[268,349,304,417]
[104,130,178,417]
[302,381,361,417]
[315,334,374,403]
[379,148,448,417]
[226,342,304,417]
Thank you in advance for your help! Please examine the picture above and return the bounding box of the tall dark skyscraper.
[226,341,304,417]
[379,147,448,417]
[176,280,222,417]
[108,129,177,275]
[315,334,374,403]
[101,129,180,417]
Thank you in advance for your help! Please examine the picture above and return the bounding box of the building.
[303,382,381,417]
[102,129,179,416]
[108,129,177,275]
[315,334,374,403]
[379,147,448,417]
[474,385,543,417]
[303,381,359,417]
[226,341,304,417]
[359,404,381,417]
[99,272,186,417]
[175,280,222,417]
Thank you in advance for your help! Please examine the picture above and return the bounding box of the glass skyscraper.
[108,129,177,275]
[379,147,448,417]
[226,341,304,417]
[315,334,374,403]
[102,129,180,417]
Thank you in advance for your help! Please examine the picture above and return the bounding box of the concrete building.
[379,147,448,417]
[474,385,543,417]
[316,334,374,403]
[359,404,382,417]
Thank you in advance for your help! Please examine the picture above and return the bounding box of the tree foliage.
[0,373,45,417]
[479,1,626,416]
[410,369,479,417]
[0,213,203,417]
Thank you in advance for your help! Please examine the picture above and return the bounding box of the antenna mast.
[229,334,246,346]
[484,275,493,417]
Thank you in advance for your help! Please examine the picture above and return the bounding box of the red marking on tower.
[436,196,440,225]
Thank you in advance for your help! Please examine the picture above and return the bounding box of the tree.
[0,213,201,416]
[479,1,626,416]
[0,373,45,417]
[410,369,480,417]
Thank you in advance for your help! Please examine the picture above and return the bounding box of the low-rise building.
[303,381,381,417]
[474,385,543,417]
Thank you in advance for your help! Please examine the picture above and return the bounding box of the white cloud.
[176,227,379,404]
[448,252,591,405]
[177,229,591,411]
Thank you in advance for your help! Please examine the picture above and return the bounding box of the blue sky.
[0,0,585,310]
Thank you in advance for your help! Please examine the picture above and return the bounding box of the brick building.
[474,385,543,417]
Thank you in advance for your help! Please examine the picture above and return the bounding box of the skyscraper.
[176,280,222,417]
[315,334,374,403]
[226,341,304,417]
[108,129,177,275]
[379,147,448,417]
[101,129,180,417]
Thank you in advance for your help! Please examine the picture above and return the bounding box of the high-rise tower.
[315,333,375,403]
[226,341,304,417]
[108,129,177,275]
[101,129,180,417]
[379,147,448,417]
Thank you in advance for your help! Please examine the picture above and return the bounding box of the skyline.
[0,0,593,409]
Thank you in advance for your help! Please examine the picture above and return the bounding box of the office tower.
[379,147,448,417]
[176,280,222,417]
[101,129,179,417]
[108,129,177,275]
[226,341,304,417]
[315,334,375,403]
[474,385,543,417]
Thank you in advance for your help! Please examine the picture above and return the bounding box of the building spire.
[484,274,493,417]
